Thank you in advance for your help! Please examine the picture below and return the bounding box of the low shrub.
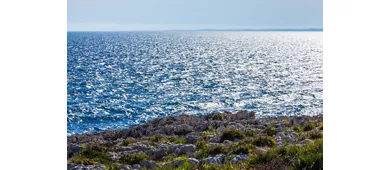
[303,122,316,131]
[70,144,112,165]
[118,153,148,165]
[170,136,186,144]
[248,139,323,170]
[212,113,224,120]
[308,131,323,139]
[149,135,169,143]
[121,138,136,146]
[264,126,277,136]
[292,126,303,133]
[220,129,245,141]
[252,136,277,147]
[232,144,255,154]
[244,130,258,137]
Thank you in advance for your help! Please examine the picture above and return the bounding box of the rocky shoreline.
[67,111,323,170]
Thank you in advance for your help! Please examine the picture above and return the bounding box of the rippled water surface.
[67,32,322,135]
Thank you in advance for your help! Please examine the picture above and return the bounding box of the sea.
[67,31,323,136]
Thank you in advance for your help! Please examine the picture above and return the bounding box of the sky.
[67,0,323,31]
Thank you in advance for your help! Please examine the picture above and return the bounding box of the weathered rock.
[147,147,167,159]
[132,164,141,170]
[230,154,248,163]
[202,155,224,164]
[68,164,105,170]
[178,144,196,155]
[119,164,132,170]
[67,143,83,158]
[140,160,157,169]
[207,136,220,143]
[299,139,313,146]
[185,135,198,144]
[174,124,193,135]
[106,152,118,161]
[223,140,233,144]
[188,158,199,165]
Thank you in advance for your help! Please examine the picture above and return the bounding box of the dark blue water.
[67,32,323,136]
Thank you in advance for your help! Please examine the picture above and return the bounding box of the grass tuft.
[121,138,136,146]
[149,135,170,143]
[220,129,245,142]
[264,126,277,136]
[252,136,277,147]
[118,153,148,165]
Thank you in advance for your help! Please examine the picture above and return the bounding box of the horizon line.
[67,28,323,32]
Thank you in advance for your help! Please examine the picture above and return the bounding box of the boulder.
[178,144,196,155]
[202,156,224,164]
[140,160,157,169]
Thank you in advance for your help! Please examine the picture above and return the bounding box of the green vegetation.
[202,163,243,170]
[292,126,303,133]
[264,126,277,136]
[118,153,148,165]
[70,144,112,165]
[155,159,193,170]
[202,126,219,138]
[231,144,255,154]
[212,113,224,120]
[67,113,323,170]
[252,136,277,147]
[303,122,316,131]
[196,140,208,150]
[248,139,323,170]
[307,131,323,140]
[195,144,228,159]
[220,129,245,141]
[170,136,186,144]
[244,130,258,137]
[121,138,136,146]
[105,163,122,170]
[149,135,170,143]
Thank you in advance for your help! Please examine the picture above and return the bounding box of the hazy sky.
[68,0,322,31]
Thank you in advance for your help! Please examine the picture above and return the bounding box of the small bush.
[121,138,136,146]
[202,126,218,137]
[70,156,96,165]
[149,135,169,143]
[170,136,186,144]
[202,163,242,170]
[264,126,277,136]
[292,153,323,170]
[70,144,112,165]
[252,136,277,147]
[303,122,316,131]
[232,144,255,154]
[308,131,323,139]
[248,149,279,165]
[220,129,245,141]
[196,140,208,150]
[292,126,303,133]
[212,113,224,120]
[250,159,288,170]
[244,130,258,137]
[105,163,122,170]
[248,139,323,169]
[119,153,148,165]
[195,144,228,159]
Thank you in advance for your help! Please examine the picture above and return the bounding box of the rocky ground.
[67,111,323,170]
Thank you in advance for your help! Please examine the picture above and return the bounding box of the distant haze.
[68,0,322,31]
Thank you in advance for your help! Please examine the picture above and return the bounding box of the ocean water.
[67,32,323,136]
